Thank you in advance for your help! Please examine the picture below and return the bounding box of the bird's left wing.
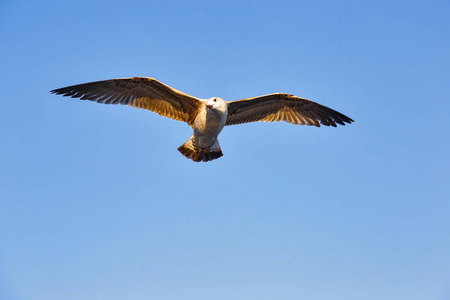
[51,77,203,126]
[226,93,353,127]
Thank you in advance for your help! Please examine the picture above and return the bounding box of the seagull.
[51,77,353,162]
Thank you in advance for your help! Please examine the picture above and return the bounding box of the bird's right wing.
[51,77,203,126]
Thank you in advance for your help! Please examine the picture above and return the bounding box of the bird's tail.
[178,135,223,162]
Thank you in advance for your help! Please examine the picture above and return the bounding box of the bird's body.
[194,97,228,149]
[180,97,228,161]
[51,77,353,162]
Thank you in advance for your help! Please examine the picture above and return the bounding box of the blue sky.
[1,0,449,299]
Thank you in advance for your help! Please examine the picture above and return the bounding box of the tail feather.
[177,136,223,162]
[178,136,197,160]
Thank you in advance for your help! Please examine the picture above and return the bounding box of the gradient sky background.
[1,0,449,299]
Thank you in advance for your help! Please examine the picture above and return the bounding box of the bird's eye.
[213,99,217,102]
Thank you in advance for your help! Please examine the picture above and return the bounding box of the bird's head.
[206,97,226,112]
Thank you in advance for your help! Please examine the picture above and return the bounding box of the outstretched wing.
[226,93,353,127]
[51,77,203,126]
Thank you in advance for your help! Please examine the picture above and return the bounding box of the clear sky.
[1,0,449,299]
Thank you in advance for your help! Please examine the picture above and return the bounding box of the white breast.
[193,104,228,148]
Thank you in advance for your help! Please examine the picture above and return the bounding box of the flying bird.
[51,77,353,162]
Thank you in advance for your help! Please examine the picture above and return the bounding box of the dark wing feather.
[226,93,353,127]
[51,77,202,126]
